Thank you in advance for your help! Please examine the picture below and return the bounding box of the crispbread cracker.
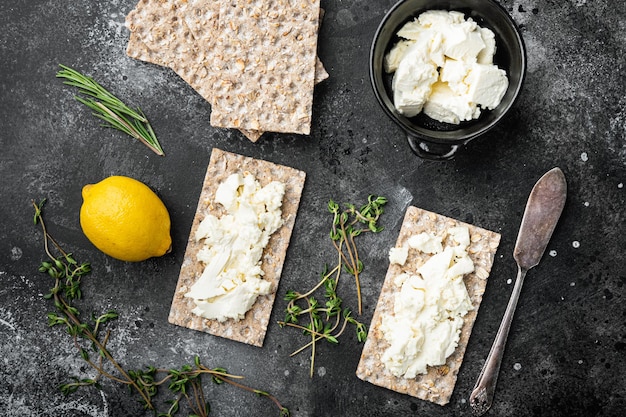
[168,148,305,346]
[125,1,327,141]
[356,206,500,405]
[125,0,211,95]
[209,0,321,134]
[126,0,260,140]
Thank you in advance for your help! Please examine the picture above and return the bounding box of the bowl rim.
[369,0,527,145]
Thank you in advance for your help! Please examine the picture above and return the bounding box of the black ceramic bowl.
[370,0,526,160]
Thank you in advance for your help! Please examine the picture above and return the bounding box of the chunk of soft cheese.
[380,226,474,378]
[392,41,439,117]
[407,232,443,254]
[389,246,409,266]
[424,81,481,124]
[184,172,285,322]
[386,10,509,123]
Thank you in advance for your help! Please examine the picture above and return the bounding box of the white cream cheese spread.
[385,10,509,124]
[381,226,474,378]
[184,172,285,322]
[388,246,409,265]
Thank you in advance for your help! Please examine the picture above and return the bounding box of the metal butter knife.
[469,167,567,415]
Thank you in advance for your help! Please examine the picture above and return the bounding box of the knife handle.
[469,265,527,415]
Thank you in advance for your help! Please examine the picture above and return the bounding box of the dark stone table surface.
[1,1,624,416]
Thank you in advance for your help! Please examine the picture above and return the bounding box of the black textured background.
[1,1,624,416]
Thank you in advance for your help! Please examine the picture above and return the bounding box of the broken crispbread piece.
[356,206,500,405]
[125,1,263,141]
[209,0,321,134]
[125,0,212,97]
[126,0,259,140]
[126,0,329,142]
[168,148,305,347]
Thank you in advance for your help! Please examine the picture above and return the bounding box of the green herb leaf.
[56,64,165,156]
[281,194,386,377]
[32,199,289,417]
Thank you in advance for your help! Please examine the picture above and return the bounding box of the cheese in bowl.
[386,10,509,124]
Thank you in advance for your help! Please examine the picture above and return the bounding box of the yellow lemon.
[80,176,172,262]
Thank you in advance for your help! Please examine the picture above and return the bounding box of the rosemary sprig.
[279,195,387,377]
[32,199,288,417]
[56,64,165,156]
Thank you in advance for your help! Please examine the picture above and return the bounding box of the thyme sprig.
[279,195,387,377]
[56,64,165,156]
[32,199,289,417]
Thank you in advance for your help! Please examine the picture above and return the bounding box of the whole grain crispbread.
[125,0,261,140]
[356,206,501,405]
[125,0,327,141]
[125,0,212,98]
[168,148,306,347]
[208,0,321,134]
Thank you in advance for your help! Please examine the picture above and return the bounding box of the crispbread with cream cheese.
[168,148,305,346]
[356,206,500,405]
